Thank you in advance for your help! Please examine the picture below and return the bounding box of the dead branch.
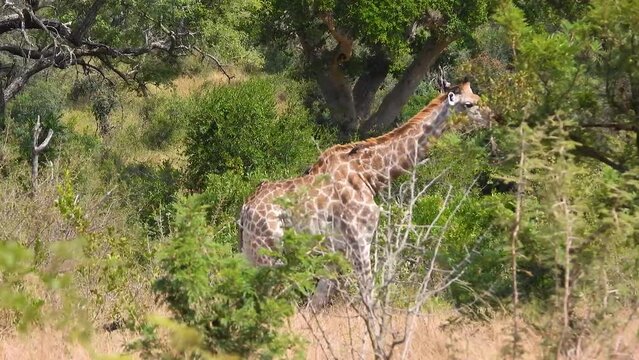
[580,122,637,131]
[192,46,234,83]
[31,115,53,191]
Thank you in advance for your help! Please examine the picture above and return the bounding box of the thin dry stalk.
[510,123,525,359]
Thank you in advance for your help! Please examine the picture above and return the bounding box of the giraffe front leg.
[349,239,374,308]
[342,214,378,308]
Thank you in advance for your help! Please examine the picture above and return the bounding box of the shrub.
[119,161,181,238]
[55,170,154,323]
[149,195,333,358]
[413,192,512,304]
[399,81,439,122]
[192,170,267,247]
[183,76,327,190]
[140,95,188,150]
[91,83,118,136]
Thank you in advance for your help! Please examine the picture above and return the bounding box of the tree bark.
[316,63,358,136]
[0,85,5,132]
[353,51,391,121]
[359,36,451,136]
[70,0,108,45]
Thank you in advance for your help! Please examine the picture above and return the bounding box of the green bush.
[119,161,181,238]
[192,171,267,247]
[413,192,512,304]
[399,81,439,122]
[183,76,327,190]
[149,195,334,358]
[140,95,188,150]
[55,170,154,323]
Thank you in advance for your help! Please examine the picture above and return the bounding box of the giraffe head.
[438,77,494,129]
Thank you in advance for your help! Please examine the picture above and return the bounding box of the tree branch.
[319,12,353,62]
[0,3,229,106]
[31,115,53,191]
[352,50,391,120]
[3,59,51,102]
[569,134,627,172]
[0,9,72,37]
[192,46,234,83]
[360,35,452,135]
[70,0,107,45]
[580,122,637,131]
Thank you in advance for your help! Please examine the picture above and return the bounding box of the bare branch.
[31,115,53,191]
[318,12,353,62]
[580,122,637,131]
[3,59,51,102]
[569,134,627,172]
[0,8,71,37]
[509,123,526,358]
[35,129,53,152]
[0,3,222,105]
[192,46,234,83]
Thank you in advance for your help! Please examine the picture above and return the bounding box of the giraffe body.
[239,81,492,308]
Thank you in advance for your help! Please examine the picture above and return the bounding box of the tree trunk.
[359,37,451,136]
[316,63,358,137]
[0,85,5,132]
[353,52,391,122]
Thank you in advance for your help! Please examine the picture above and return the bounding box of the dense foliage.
[144,195,339,357]
[183,76,327,189]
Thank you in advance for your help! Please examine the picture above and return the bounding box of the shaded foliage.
[183,76,328,190]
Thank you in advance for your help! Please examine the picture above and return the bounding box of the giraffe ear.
[437,76,451,92]
[447,92,457,105]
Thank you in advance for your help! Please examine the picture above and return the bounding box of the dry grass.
[291,306,542,360]
[0,327,134,360]
[2,306,637,360]
[149,70,246,98]
[291,306,639,360]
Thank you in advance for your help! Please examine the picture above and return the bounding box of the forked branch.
[31,115,53,191]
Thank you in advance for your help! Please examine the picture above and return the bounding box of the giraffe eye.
[464,102,474,108]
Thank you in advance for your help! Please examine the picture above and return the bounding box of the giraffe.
[238,79,494,308]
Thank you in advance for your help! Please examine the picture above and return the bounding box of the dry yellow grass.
[150,70,246,98]
[295,307,639,359]
[291,307,542,360]
[2,307,637,359]
[0,328,133,360]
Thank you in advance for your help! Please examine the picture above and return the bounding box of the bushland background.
[0,0,637,359]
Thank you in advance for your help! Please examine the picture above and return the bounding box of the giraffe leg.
[344,205,379,308]
[349,239,374,307]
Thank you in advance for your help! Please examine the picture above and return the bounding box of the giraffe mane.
[352,82,468,151]
[304,91,452,174]
[351,92,449,150]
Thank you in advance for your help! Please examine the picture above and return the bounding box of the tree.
[259,0,587,138]
[0,0,261,126]
[475,0,639,172]
[573,0,639,171]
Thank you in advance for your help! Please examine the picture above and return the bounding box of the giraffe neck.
[353,93,452,193]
